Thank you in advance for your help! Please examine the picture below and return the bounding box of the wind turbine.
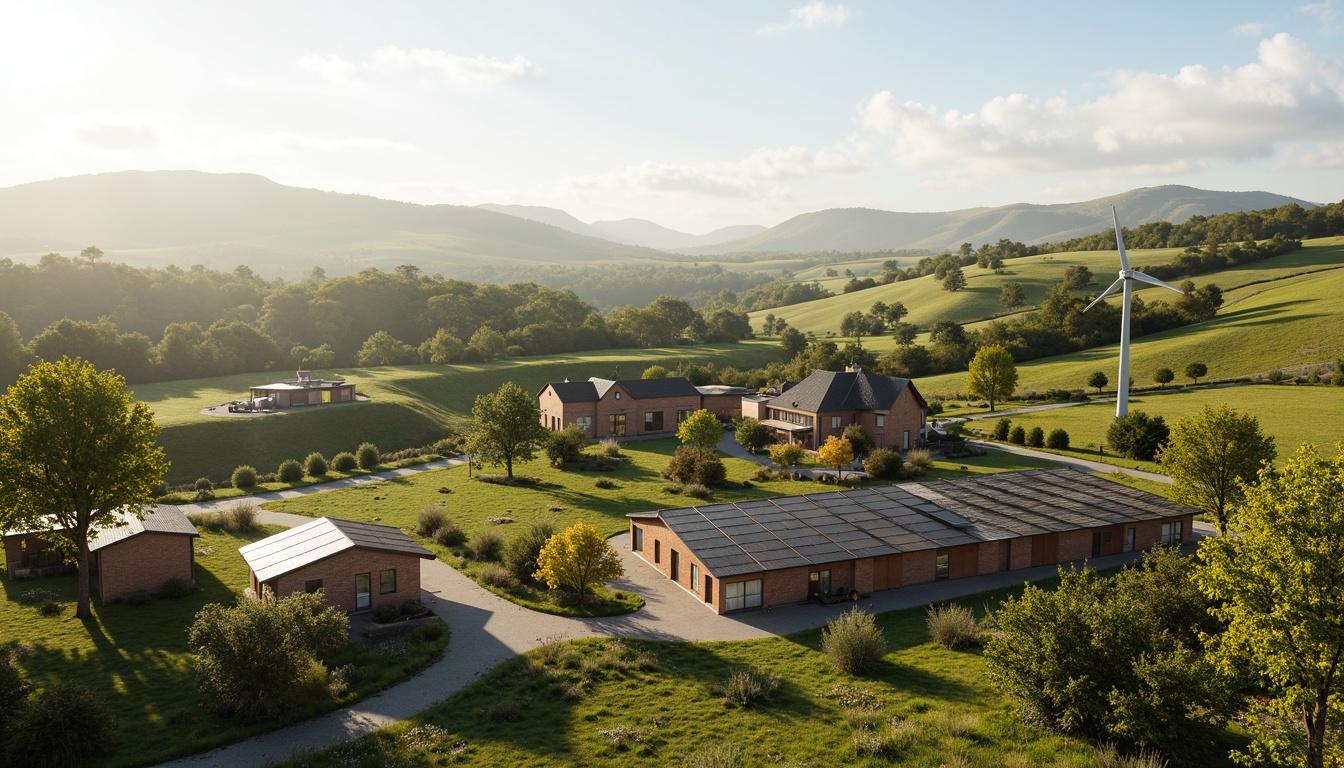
[1083,206,1185,418]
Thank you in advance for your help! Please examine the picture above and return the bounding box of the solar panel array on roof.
[240,517,433,582]
[634,468,1197,577]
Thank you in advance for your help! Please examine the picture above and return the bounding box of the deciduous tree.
[1106,411,1169,461]
[768,442,805,476]
[676,409,723,455]
[1154,367,1175,385]
[0,358,169,618]
[734,417,773,454]
[1185,362,1207,384]
[999,282,1026,311]
[1087,370,1109,393]
[534,521,624,605]
[1195,445,1344,768]
[1157,404,1276,535]
[817,434,854,481]
[467,381,549,479]
[965,344,1018,412]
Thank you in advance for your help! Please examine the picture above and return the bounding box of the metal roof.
[767,368,925,414]
[239,517,434,582]
[630,468,1197,577]
[6,506,199,549]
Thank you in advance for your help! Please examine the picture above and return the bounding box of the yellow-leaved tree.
[534,521,624,605]
[817,434,854,482]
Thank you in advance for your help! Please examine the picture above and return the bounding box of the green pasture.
[0,525,448,767]
[132,342,786,485]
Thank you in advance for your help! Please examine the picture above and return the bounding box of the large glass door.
[355,573,371,610]
[808,569,831,598]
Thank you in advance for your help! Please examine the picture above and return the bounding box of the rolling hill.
[690,186,1317,255]
[476,202,766,249]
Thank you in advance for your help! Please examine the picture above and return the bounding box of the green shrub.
[304,452,328,477]
[662,482,684,495]
[905,448,933,472]
[37,602,62,617]
[356,442,380,470]
[434,520,466,547]
[594,476,616,489]
[469,530,504,561]
[1027,426,1045,448]
[4,680,116,767]
[926,603,980,650]
[1008,426,1027,445]
[1047,428,1071,450]
[374,603,401,624]
[226,501,259,531]
[0,654,33,745]
[504,519,557,582]
[194,477,213,492]
[684,743,744,768]
[330,452,358,472]
[683,483,712,499]
[993,418,1011,440]
[231,465,258,488]
[477,562,517,588]
[662,446,727,486]
[277,459,304,483]
[719,667,779,708]
[546,424,589,466]
[1106,411,1170,461]
[864,448,907,480]
[822,607,888,675]
[598,436,621,457]
[193,488,215,502]
[415,506,448,538]
[188,589,348,722]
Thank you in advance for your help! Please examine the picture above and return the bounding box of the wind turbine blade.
[1112,205,1130,271]
[1083,277,1126,312]
[1132,271,1186,294]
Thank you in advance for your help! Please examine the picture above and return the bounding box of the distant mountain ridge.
[476,203,766,249]
[684,186,1318,255]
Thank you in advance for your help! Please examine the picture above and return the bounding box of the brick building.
[239,517,434,613]
[3,506,200,602]
[627,468,1196,615]
[537,376,704,437]
[757,365,926,452]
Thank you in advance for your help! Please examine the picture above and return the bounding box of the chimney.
[846,363,862,373]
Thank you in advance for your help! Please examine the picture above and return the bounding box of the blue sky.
[2,1,1341,232]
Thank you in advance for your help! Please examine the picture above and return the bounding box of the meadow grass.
[130,342,786,484]
[0,525,449,767]
[274,581,1245,768]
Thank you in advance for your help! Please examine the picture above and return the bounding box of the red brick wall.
[260,549,426,613]
[903,550,938,586]
[700,394,743,420]
[538,386,598,434]
[977,541,1005,575]
[631,518,719,609]
[4,534,22,575]
[1058,530,1093,563]
[95,533,195,601]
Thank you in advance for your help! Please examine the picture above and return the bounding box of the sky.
[1,1,1342,233]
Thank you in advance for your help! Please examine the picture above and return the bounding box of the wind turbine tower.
[1082,206,1185,418]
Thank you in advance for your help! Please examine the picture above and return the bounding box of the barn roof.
[768,368,925,413]
[240,517,433,582]
[5,506,198,550]
[542,376,701,402]
[629,468,1196,577]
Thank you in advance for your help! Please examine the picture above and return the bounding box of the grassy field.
[276,580,1244,768]
[961,385,1344,473]
[754,236,1344,348]
[0,525,449,768]
[131,342,786,485]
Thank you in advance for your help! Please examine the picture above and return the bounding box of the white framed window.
[690,563,699,590]
[1160,521,1184,546]
[830,416,842,429]
[875,415,885,428]
[725,579,763,611]
[935,554,949,580]
[615,391,621,400]
[574,416,592,433]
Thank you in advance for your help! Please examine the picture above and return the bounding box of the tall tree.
[734,416,773,455]
[817,434,854,481]
[1195,444,1344,768]
[534,521,624,605]
[999,282,1026,311]
[467,381,548,479]
[941,265,967,292]
[356,331,416,366]
[1157,404,1277,535]
[0,358,169,618]
[966,345,1018,413]
[0,310,30,388]
[676,409,724,456]
[1087,370,1109,394]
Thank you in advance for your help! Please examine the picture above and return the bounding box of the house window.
[304,579,324,594]
[690,563,699,590]
[671,550,679,581]
[380,569,397,594]
[574,416,592,433]
[875,414,885,428]
[830,416,842,429]
[610,413,626,436]
[355,573,371,610]
[677,409,692,423]
[935,554,949,580]
[615,391,621,400]
[1124,527,1136,553]
[1160,521,1184,546]
[1091,532,1103,556]
[632,526,643,551]
[654,539,660,563]
[704,575,713,603]
[725,579,763,611]
[645,411,664,432]
[903,430,910,450]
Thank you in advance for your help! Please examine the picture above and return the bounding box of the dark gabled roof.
[629,468,1197,577]
[542,380,601,402]
[240,517,433,582]
[768,368,924,413]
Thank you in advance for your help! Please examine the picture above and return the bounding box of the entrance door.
[355,573,371,610]
[704,575,713,603]
[808,569,831,599]
[1124,527,1136,553]
[670,550,679,582]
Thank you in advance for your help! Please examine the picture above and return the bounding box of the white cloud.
[227,132,415,154]
[297,53,360,83]
[759,2,851,33]
[368,46,540,83]
[1278,139,1344,169]
[857,33,1344,175]
[1232,21,1271,36]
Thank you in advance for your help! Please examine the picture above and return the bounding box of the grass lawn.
[0,525,449,768]
[962,385,1344,472]
[275,578,1245,768]
[131,341,787,486]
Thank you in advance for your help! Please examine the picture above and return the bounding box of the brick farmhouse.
[740,365,927,452]
[240,517,433,613]
[3,506,200,602]
[538,377,705,437]
[627,468,1195,615]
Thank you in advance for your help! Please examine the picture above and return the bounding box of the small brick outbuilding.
[628,468,1196,615]
[239,517,434,613]
[4,506,200,602]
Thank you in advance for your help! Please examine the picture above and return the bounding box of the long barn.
[627,468,1195,614]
